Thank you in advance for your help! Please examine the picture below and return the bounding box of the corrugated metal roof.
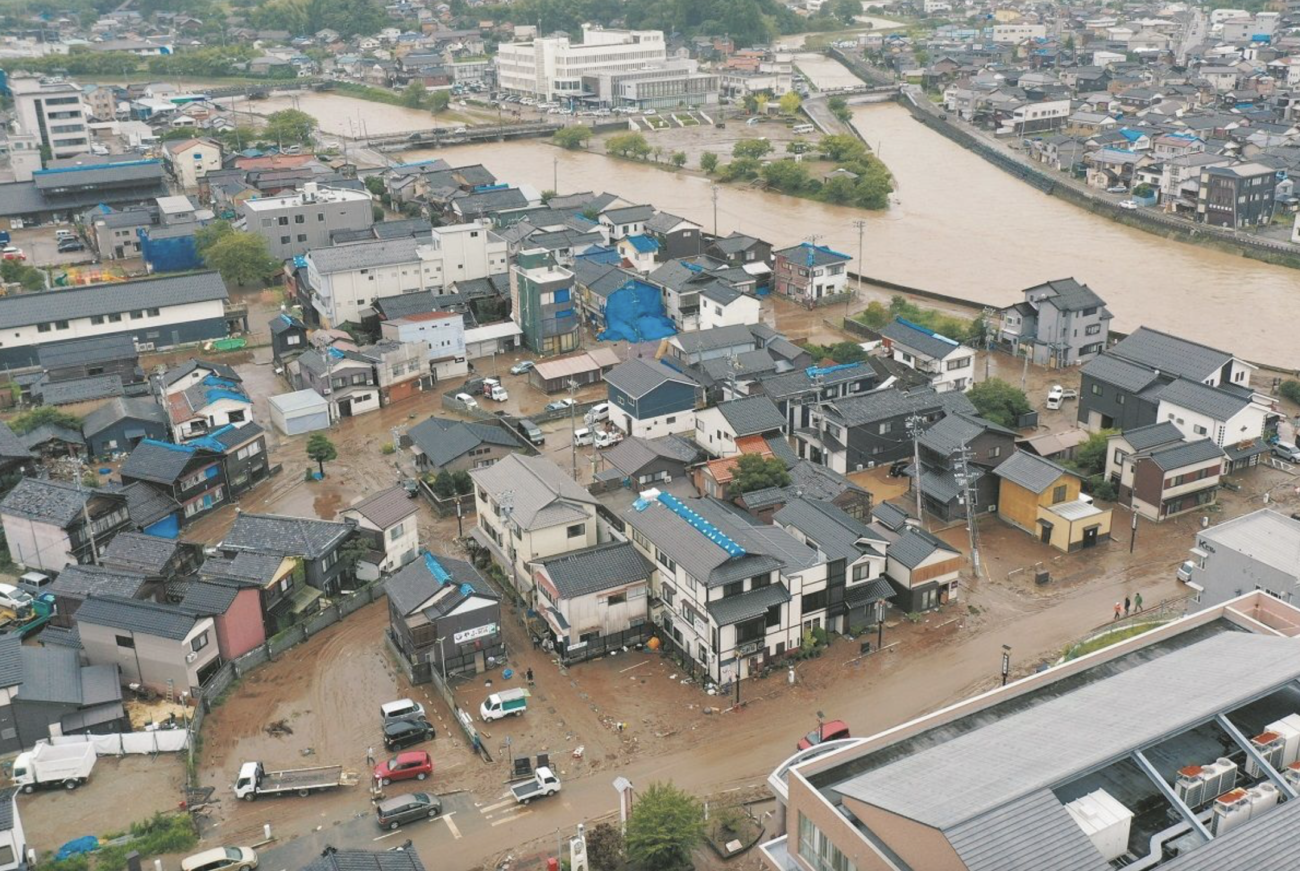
[943,789,1109,871]
[834,632,1300,829]
[1081,353,1162,394]
[0,273,226,330]
[1162,798,1300,870]
[1147,438,1226,471]
[1154,378,1251,421]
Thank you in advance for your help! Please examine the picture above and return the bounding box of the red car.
[797,720,851,751]
[373,751,433,786]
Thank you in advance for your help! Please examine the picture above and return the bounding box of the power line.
[953,445,982,579]
[906,414,925,523]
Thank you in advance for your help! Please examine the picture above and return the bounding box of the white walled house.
[880,318,975,393]
[604,358,699,438]
[162,137,222,189]
[532,542,654,662]
[341,487,420,578]
[470,454,599,599]
[1155,378,1273,469]
[694,396,787,458]
[698,284,761,331]
[0,786,26,871]
[379,310,468,381]
[303,222,507,328]
[74,595,222,697]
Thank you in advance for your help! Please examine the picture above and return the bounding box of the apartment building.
[496,25,667,100]
[510,248,579,355]
[9,76,90,159]
[241,182,374,260]
[302,222,506,328]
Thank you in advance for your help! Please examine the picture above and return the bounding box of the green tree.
[264,109,316,146]
[400,82,429,109]
[194,220,233,257]
[700,152,719,173]
[372,204,386,222]
[719,156,761,181]
[832,0,861,22]
[306,433,338,477]
[828,341,868,363]
[201,231,281,287]
[827,96,851,122]
[552,124,592,149]
[732,138,772,159]
[337,535,373,578]
[607,132,651,159]
[586,822,625,871]
[0,260,45,291]
[786,139,812,154]
[624,782,705,870]
[966,378,1031,429]
[818,133,867,162]
[1280,380,1300,405]
[819,174,858,204]
[451,469,474,494]
[670,150,687,168]
[730,453,792,495]
[760,158,809,192]
[363,176,387,198]
[858,300,890,328]
[1071,429,1118,478]
[778,91,802,115]
[432,470,457,499]
[10,407,81,436]
[429,90,451,113]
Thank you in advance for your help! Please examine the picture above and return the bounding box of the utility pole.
[553,156,558,195]
[907,414,925,523]
[953,445,982,579]
[1020,344,1030,392]
[851,218,866,321]
[710,185,719,238]
[568,379,579,482]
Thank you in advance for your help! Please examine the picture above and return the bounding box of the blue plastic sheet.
[598,280,676,344]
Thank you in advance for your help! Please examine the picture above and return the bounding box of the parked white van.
[573,428,594,446]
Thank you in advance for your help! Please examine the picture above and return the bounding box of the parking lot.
[4,225,101,271]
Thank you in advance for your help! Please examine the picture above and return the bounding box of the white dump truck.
[12,742,96,793]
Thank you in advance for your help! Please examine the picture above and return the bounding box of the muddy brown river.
[303,96,1297,365]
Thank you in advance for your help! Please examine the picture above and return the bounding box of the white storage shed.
[269,390,330,436]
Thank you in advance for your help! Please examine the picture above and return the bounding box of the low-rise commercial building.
[241,182,374,261]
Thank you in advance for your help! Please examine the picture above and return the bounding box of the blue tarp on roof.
[625,234,658,254]
[423,551,452,584]
[597,279,676,344]
[657,492,746,558]
[142,438,195,453]
[205,388,248,405]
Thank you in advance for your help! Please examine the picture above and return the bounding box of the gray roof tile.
[1154,378,1251,421]
[82,396,169,437]
[1120,421,1184,451]
[307,237,421,274]
[344,487,419,529]
[944,788,1110,871]
[75,594,201,641]
[300,848,428,871]
[38,333,139,370]
[99,532,181,575]
[407,417,519,468]
[37,375,125,406]
[0,478,119,526]
[535,542,652,598]
[121,439,211,485]
[881,318,967,361]
[622,496,790,587]
[470,455,596,530]
[1147,438,1226,470]
[222,513,353,559]
[1081,353,1162,393]
[993,451,1072,494]
[718,396,786,436]
[774,498,884,561]
[706,582,790,626]
[0,637,23,688]
[180,581,241,615]
[1109,326,1232,381]
[202,550,286,586]
[824,387,974,427]
[52,565,149,599]
[1022,277,1108,314]
[604,358,697,399]
[0,422,31,462]
[0,273,226,330]
[17,645,84,704]
[888,526,959,569]
[385,553,497,618]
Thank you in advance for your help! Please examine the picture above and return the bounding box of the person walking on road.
[1124,596,1131,616]
[1135,592,1144,612]
[526,667,534,687]
[1113,602,1122,621]
[366,746,375,766]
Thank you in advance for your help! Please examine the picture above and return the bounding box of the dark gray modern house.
[385,552,502,681]
[219,513,357,596]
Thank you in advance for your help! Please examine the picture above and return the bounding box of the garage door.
[288,410,331,435]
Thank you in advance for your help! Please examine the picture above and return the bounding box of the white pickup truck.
[510,767,561,805]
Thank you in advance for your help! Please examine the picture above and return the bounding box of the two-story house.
[470,454,599,600]
[532,541,654,663]
[880,319,976,393]
[1184,510,1300,610]
[200,550,304,635]
[749,362,879,435]
[178,579,267,661]
[795,387,976,474]
[406,416,520,474]
[119,439,230,526]
[772,242,851,305]
[156,360,253,441]
[293,347,381,419]
[621,490,828,685]
[643,212,703,260]
[694,396,787,459]
[1156,378,1274,472]
[219,513,357,597]
[74,595,222,697]
[604,358,699,438]
[385,551,503,681]
[912,412,1019,522]
[378,310,469,387]
[340,487,420,578]
[705,232,772,271]
[0,479,131,572]
[997,278,1112,367]
[993,451,1113,552]
[1108,431,1226,522]
[598,204,654,241]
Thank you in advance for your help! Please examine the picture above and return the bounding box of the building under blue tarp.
[598,279,676,344]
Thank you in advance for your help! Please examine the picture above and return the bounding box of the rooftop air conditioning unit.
[1247,731,1286,777]
[1175,765,1207,808]
[1064,789,1133,863]
[1247,782,1279,816]
[1207,758,1239,797]
[1211,788,1252,837]
[1283,761,1300,791]
[1267,713,1300,766]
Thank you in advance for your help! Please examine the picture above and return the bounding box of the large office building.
[9,76,90,159]
[582,60,720,110]
[759,589,1300,871]
[240,182,374,260]
[495,25,667,100]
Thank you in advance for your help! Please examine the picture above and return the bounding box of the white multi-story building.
[991,23,1047,43]
[240,182,374,261]
[379,310,469,381]
[495,25,666,100]
[302,221,507,328]
[9,76,90,159]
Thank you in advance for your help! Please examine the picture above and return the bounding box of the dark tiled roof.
[1082,353,1162,393]
[0,636,22,688]
[536,542,652,598]
[344,487,419,529]
[881,319,966,361]
[919,413,1013,456]
[51,565,148,599]
[774,242,851,267]
[386,553,497,618]
[99,531,180,575]
[0,422,32,462]
[36,373,125,405]
[889,526,959,569]
[1121,421,1185,452]
[222,513,353,559]
[407,417,518,468]
[0,478,114,526]
[672,324,756,355]
[844,577,894,607]
[718,396,785,436]
[180,581,241,615]
[1108,326,1232,381]
[19,423,86,449]
[299,848,428,871]
[17,645,83,704]
[775,497,883,561]
[160,359,240,388]
[0,273,226,330]
[993,451,1072,494]
[74,595,201,641]
[1147,438,1226,471]
[121,439,207,485]
[81,396,169,437]
[707,582,791,626]
[1154,379,1250,421]
[823,387,974,427]
[119,481,179,528]
[1022,278,1107,313]
[604,358,696,399]
[202,551,285,586]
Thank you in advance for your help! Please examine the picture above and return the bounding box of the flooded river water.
[270,89,1297,366]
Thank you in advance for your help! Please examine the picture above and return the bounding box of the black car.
[383,716,435,750]
[58,241,85,252]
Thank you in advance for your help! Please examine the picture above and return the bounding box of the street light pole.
[1001,644,1011,686]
